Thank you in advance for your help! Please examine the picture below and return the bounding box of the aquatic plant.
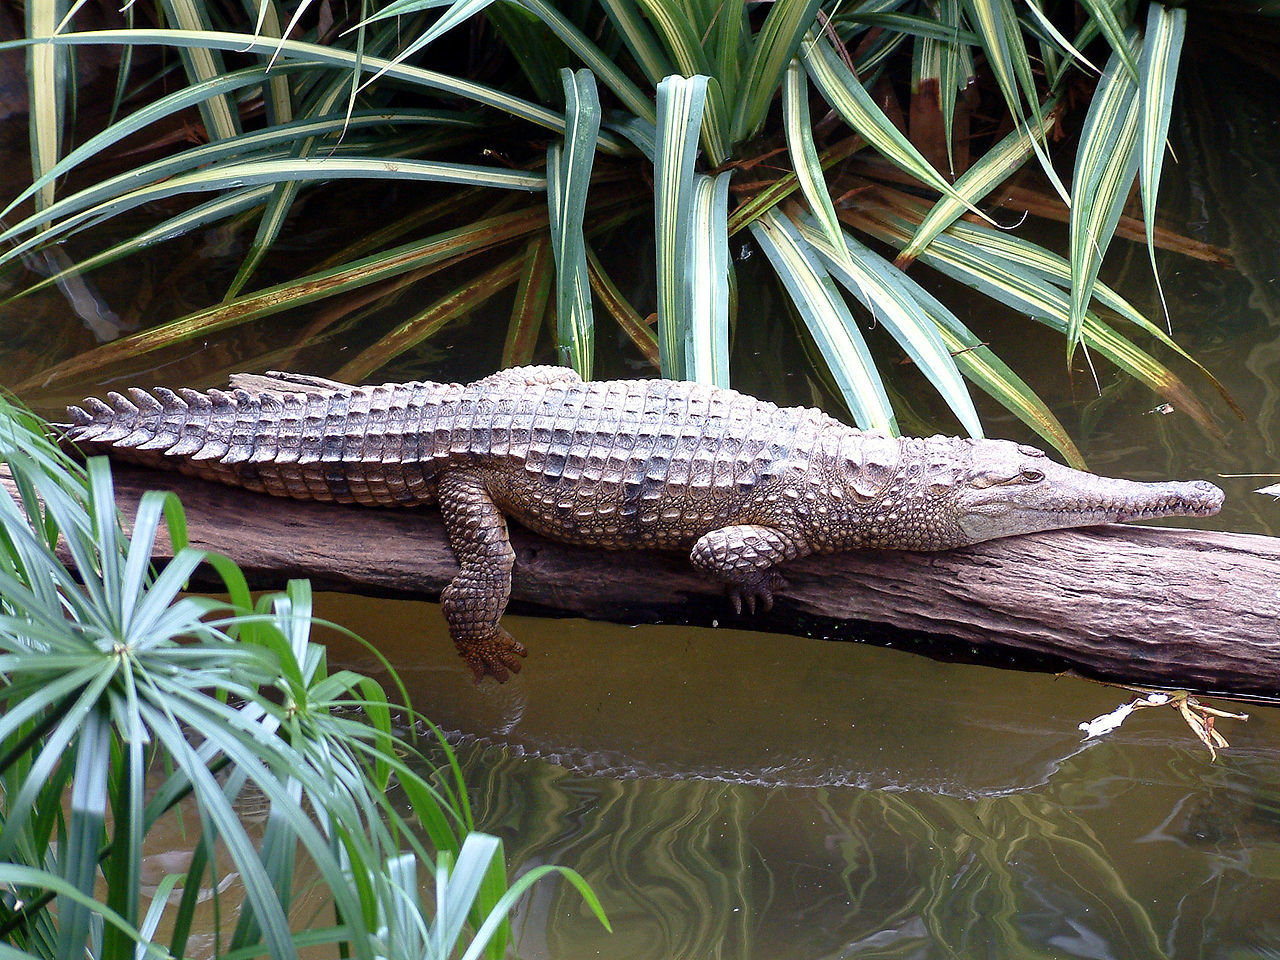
[0,396,607,959]
[0,1,1254,462]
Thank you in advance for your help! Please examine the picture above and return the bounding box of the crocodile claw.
[458,628,527,683]
[727,572,789,616]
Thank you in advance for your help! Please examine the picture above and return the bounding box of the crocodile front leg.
[689,525,808,615]
[437,469,527,681]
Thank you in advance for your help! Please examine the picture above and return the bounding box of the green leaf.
[653,75,707,381]
[798,218,981,437]
[547,68,601,378]
[900,96,1060,266]
[629,0,710,77]
[517,0,656,124]
[0,29,621,147]
[733,0,823,143]
[749,208,896,432]
[157,0,240,141]
[595,0,673,85]
[1079,0,1140,79]
[1068,31,1141,359]
[503,236,553,367]
[24,0,69,212]
[685,172,733,387]
[0,156,544,271]
[783,59,843,258]
[801,34,996,224]
[961,0,1070,202]
[893,272,1084,466]
[28,206,549,387]
[1137,1,1186,327]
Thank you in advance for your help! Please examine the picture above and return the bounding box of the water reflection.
[317,595,1280,959]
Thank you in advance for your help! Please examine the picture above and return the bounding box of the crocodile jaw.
[955,456,1224,546]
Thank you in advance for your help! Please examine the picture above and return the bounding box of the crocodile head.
[950,439,1224,547]
[825,434,1223,551]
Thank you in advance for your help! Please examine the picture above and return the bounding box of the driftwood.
[4,462,1279,696]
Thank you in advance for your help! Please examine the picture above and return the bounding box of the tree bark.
[6,462,1279,696]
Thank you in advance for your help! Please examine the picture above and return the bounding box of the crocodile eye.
[1017,444,1046,458]
[1021,468,1045,483]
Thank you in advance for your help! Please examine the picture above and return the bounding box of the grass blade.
[749,208,896,432]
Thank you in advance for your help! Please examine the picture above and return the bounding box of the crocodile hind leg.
[437,469,526,681]
[690,525,807,615]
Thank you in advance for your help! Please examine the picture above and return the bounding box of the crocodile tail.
[64,377,458,470]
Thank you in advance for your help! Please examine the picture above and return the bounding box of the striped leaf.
[25,0,67,212]
[547,68,601,378]
[962,0,1069,203]
[12,187,275,300]
[798,218,981,437]
[27,206,550,387]
[334,254,527,382]
[0,156,544,269]
[596,0,673,86]
[843,205,1218,432]
[1079,0,1140,79]
[783,59,843,260]
[157,0,240,140]
[2,107,468,250]
[899,96,1060,266]
[801,34,996,224]
[1021,0,1098,73]
[900,276,1084,465]
[732,0,823,144]
[1068,32,1141,358]
[685,172,733,387]
[353,0,502,91]
[586,245,660,368]
[1137,1,1186,325]
[0,30,628,149]
[503,236,553,367]
[517,0,656,123]
[749,208,896,433]
[653,75,707,381]
[629,0,710,77]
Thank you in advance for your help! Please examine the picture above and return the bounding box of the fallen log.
[4,462,1279,696]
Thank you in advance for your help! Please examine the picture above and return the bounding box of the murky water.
[6,22,1280,959]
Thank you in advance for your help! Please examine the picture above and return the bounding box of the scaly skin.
[64,366,1225,681]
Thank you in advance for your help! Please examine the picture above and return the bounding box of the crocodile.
[63,366,1225,681]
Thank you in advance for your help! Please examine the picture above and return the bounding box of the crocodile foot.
[726,572,789,616]
[455,628,527,683]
